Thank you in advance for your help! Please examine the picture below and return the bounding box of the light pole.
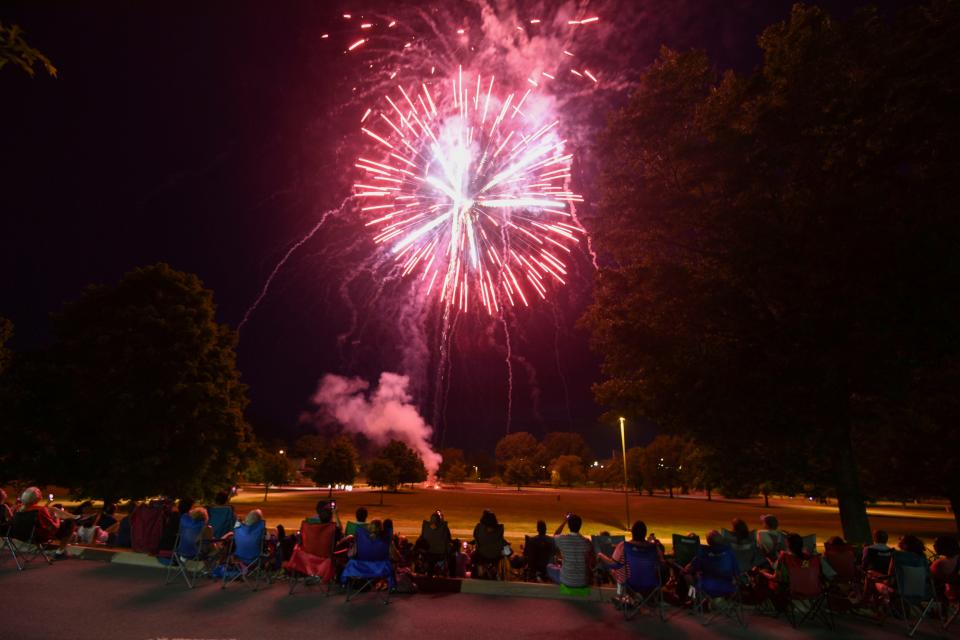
[620,416,630,530]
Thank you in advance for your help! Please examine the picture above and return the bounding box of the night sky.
[1,0,913,454]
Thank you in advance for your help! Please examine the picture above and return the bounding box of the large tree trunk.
[832,425,872,544]
[948,489,960,534]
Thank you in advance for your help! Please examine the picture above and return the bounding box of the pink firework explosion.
[354,67,586,315]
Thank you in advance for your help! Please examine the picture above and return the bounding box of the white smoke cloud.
[309,372,442,477]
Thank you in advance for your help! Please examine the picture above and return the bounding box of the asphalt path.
[0,559,953,640]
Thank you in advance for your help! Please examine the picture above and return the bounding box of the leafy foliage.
[311,435,358,490]
[0,263,255,499]
[0,22,57,78]
[380,440,426,486]
[503,457,538,491]
[550,455,586,486]
[584,3,960,540]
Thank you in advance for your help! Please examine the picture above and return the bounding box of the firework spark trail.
[238,202,344,334]
[551,299,574,428]
[500,310,514,434]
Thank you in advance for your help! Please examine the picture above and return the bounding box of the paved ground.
[1,558,953,640]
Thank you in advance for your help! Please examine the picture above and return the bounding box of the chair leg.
[289,572,299,595]
[908,599,937,638]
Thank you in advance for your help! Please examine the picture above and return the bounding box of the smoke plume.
[309,372,442,477]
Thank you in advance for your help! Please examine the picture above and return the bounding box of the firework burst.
[354,67,586,315]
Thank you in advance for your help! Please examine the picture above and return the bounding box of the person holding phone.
[549,512,595,588]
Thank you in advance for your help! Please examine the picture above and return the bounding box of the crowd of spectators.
[2,487,957,619]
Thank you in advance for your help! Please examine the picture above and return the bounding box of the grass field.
[229,483,956,548]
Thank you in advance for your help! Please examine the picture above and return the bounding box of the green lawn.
[231,483,956,548]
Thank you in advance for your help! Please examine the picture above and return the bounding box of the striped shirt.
[554,533,593,587]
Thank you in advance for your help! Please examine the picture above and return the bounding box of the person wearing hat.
[19,487,77,559]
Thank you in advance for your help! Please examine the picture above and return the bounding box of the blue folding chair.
[341,526,394,604]
[207,506,236,541]
[691,544,745,627]
[891,550,941,637]
[606,542,666,621]
[220,520,268,590]
[164,514,207,589]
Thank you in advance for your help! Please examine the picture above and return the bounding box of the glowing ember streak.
[354,73,584,314]
[348,38,367,51]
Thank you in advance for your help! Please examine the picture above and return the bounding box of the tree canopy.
[584,3,960,539]
[0,263,255,499]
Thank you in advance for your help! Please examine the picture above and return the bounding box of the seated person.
[416,510,452,576]
[757,514,786,562]
[0,489,14,527]
[306,500,342,545]
[931,536,960,604]
[206,491,236,539]
[761,532,821,610]
[471,509,506,578]
[345,507,369,537]
[159,498,194,553]
[523,520,556,581]
[862,529,892,568]
[549,513,594,588]
[18,487,77,559]
[598,520,665,594]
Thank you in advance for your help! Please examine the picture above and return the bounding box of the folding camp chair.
[164,514,207,589]
[891,550,941,637]
[800,534,817,555]
[341,526,394,604]
[671,533,701,569]
[207,505,236,541]
[757,530,786,562]
[220,519,269,590]
[691,544,746,627]
[782,553,833,629]
[3,510,54,570]
[824,541,862,613]
[721,529,762,576]
[523,535,554,581]
[418,519,452,576]
[592,534,625,585]
[606,542,666,621]
[284,520,337,595]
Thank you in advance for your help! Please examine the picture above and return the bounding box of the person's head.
[429,510,443,526]
[480,509,498,528]
[20,487,42,506]
[898,535,926,557]
[761,514,779,531]
[177,498,195,514]
[104,502,117,515]
[214,491,230,506]
[368,519,383,538]
[826,536,845,547]
[934,536,960,558]
[75,500,94,514]
[244,509,263,527]
[731,518,749,541]
[706,530,724,547]
[536,520,547,536]
[316,501,333,524]
[786,533,805,557]
[189,507,209,523]
[874,530,889,545]
[383,518,394,540]
[631,520,648,542]
[566,513,583,533]
[356,507,368,523]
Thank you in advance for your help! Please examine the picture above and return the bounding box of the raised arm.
[553,516,567,536]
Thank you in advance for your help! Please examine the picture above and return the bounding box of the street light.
[619,416,630,530]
